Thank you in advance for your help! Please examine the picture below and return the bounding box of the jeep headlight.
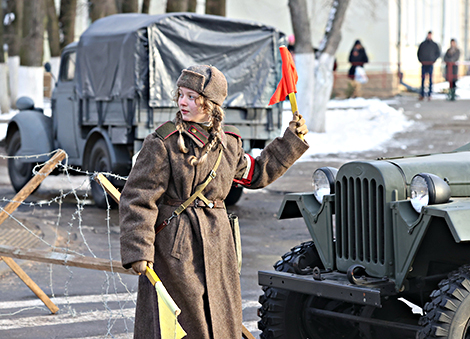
[312,167,338,203]
[410,173,451,213]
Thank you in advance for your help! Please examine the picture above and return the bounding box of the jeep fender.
[392,198,470,291]
[83,128,131,176]
[6,111,53,162]
[278,192,336,270]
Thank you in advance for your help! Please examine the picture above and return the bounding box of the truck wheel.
[258,242,361,339]
[89,140,116,209]
[417,265,470,339]
[7,130,37,192]
[225,186,243,206]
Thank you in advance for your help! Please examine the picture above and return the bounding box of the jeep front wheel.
[258,242,362,339]
[417,265,470,339]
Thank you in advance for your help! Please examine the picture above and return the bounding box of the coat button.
[191,128,197,133]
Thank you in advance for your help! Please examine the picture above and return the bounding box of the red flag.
[269,46,298,105]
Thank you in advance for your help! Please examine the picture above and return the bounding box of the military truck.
[6,13,284,207]
[258,143,470,339]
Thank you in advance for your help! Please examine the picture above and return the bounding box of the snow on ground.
[279,96,413,160]
[2,77,470,159]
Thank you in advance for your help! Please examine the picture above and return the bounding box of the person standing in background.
[417,31,441,101]
[347,39,368,97]
[444,38,460,101]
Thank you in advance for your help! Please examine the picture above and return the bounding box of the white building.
[67,0,470,97]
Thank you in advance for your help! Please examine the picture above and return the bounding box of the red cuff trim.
[233,154,255,187]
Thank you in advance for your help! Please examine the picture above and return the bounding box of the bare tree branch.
[317,0,351,56]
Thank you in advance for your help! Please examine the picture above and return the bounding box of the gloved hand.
[289,111,308,137]
[131,260,153,275]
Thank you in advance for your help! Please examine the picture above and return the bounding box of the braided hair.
[173,88,225,166]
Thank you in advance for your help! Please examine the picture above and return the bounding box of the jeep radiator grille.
[335,176,385,265]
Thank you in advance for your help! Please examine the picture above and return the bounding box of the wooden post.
[0,149,67,226]
[1,256,59,314]
[93,173,256,339]
[0,150,66,315]
[0,245,136,275]
[94,173,121,203]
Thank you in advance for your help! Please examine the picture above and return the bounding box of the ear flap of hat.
[202,66,227,106]
[176,70,206,93]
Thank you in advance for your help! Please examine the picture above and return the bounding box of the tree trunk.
[289,0,350,133]
[22,0,46,66]
[205,0,226,16]
[59,0,77,50]
[141,0,151,13]
[166,0,189,12]
[46,0,61,57]
[288,0,312,54]
[4,0,24,57]
[311,0,350,133]
[188,0,197,12]
[0,3,4,64]
[288,0,315,131]
[89,0,118,22]
[0,3,11,113]
[121,0,139,13]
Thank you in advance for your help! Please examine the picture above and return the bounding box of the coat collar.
[179,120,227,149]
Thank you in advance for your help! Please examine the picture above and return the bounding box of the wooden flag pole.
[288,92,304,141]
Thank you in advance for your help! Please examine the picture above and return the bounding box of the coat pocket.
[170,220,187,260]
[228,213,242,274]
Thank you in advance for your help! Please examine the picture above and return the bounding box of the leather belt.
[164,198,225,209]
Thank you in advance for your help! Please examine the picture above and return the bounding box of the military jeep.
[258,143,470,338]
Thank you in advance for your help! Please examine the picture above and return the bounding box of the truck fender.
[6,111,53,162]
[83,128,131,176]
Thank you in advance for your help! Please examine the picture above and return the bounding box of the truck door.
[52,50,80,161]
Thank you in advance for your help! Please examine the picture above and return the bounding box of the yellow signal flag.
[146,267,187,339]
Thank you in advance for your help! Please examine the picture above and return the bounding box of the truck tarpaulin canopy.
[75,13,285,108]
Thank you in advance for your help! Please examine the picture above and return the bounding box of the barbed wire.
[0,152,135,338]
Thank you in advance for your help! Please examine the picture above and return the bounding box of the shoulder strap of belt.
[156,144,224,234]
[174,144,223,214]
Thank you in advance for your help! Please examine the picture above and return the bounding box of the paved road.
[0,95,469,338]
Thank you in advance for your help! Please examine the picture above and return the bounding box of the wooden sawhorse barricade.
[0,150,255,339]
[0,150,135,315]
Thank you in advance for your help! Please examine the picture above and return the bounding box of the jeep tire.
[417,265,470,339]
[258,241,363,339]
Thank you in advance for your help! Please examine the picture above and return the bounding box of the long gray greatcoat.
[119,120,308,339]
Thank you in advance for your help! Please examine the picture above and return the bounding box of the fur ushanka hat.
[176,65,227,106]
